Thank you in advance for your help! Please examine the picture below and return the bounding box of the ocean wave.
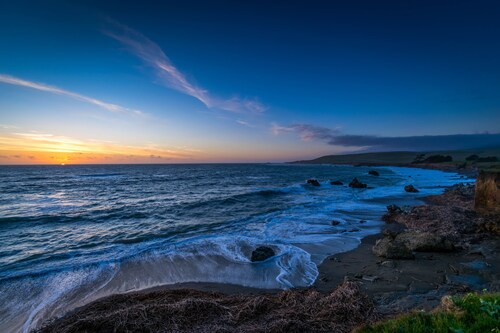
[0,164,472,332]
[78,173,124,178]
[0,236,319,332]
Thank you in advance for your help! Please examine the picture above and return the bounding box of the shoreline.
[34,165,500,332]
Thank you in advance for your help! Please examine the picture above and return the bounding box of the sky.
[1,0,500,164]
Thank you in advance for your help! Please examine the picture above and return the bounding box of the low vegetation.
[357,292,500,333]
[412,154,453,164]
[477,156,499,163]
[466,154,480,161]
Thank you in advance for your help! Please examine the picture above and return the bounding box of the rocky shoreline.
[315,183,499,316]
[35,175,499,333]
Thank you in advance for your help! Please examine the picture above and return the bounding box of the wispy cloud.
[236,119,255,127]
[272,123,500,151]
[0,124,18,130]
[271,123,341,141]
[0,74,144,116]
[104,21,266,114]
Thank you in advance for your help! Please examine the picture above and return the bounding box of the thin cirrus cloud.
[0,74,144,116]
[272,123,500,151]
[104,21,266,114]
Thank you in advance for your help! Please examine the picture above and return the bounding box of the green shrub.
[477,156,499,162]
[358,292,500,333]
[466,154,479,161]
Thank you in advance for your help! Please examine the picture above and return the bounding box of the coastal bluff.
[474,170,500,212]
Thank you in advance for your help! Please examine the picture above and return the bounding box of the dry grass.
[35,282,379,333]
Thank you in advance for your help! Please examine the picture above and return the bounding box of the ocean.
[0,163,471,332]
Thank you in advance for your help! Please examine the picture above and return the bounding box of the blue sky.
[0,0,499,164]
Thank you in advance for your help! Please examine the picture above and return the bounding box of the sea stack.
[349,178,367,188]
[404,185,419,193]
[307,179,321,186]
[474,170,500,212]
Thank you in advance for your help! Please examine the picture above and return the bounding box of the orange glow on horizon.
[0,132,198,164]
[0,130,335,165]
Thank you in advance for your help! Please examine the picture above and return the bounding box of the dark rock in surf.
[404,185,419,193]
[330,180,343,186]
[307,179,321,186]
[368,170,380,176]
[349,178,367,189]
[251,246,275,262]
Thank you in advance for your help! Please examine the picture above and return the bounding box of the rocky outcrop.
[251,246,275,262]
[387,205,402,214]
[368,170,380,176]
[330,180,343,185]
[307,179,321,186]
[404,185,419,193]
[474,170,500,212]
[382,205,403,222]
[395,231,454,252]
[383,184,500,247]
[349,178,367,189]
[372,237,414,259]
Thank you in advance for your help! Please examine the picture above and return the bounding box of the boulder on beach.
[307,179,321,186]
[404,185,419,193]
[330,180,343,185]
[395,231,454,252]
[372,237,414,259]
[251,246,275,262]
[349,178,367,189]
[368,170,380,176]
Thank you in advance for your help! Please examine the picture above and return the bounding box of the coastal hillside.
[292,147,500,169]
